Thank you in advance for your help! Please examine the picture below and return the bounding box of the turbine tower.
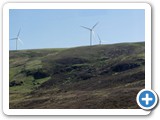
[10,28,23,50]
[81,22,99,46]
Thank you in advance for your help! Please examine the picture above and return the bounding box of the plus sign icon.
[137,89,158,110]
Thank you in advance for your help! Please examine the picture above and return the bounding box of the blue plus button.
[137,89,158,110]
[139,91,155,107]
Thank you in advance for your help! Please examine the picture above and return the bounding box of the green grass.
[25,59,42,70]
[9,66,24,80]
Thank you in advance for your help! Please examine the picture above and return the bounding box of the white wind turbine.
[97,33,102,45]
[81,22,99,46]
[97,33,107,45]
[10,28,23,50]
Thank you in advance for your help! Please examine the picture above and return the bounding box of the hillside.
[9,42,145,109]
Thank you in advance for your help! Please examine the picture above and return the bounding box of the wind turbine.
[97,33,107,45]
[81,22,99,46]
[10,28,23,50]
[97,33,102,45]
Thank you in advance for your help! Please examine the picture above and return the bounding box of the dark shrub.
[9,80,23,87]
[112,63,140,72]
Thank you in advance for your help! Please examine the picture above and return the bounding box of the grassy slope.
[9,42,145,109]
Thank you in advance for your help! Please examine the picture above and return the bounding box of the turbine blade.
[81,26,91,31]
[97,34,101,41]
[10,38,17,40]
[96,33,102,45]
[17,28,21,37]
[18,38,23,44]
[92,22,99,29]
[92,31,97,41]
